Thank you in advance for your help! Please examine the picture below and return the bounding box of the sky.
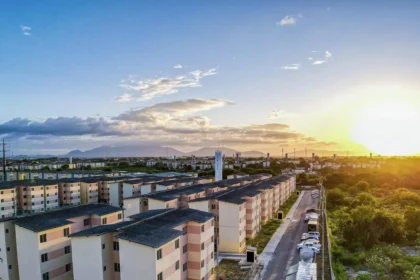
[1,0,420,156]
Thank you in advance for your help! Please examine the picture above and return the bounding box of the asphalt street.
[262,191,318,280]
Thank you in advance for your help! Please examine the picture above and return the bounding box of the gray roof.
[0,180,58,190]
[14,204,123,232]
[70,221,136,237]
[115,208,214,248]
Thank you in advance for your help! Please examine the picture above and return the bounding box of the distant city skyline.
[1,1,420,156]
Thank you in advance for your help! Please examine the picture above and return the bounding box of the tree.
[118,162,130,168]
[351,192,377,207]
[355,181,370,191]
[62,164,69,170]
[327,188,347,209]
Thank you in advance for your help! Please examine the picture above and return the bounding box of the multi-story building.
[58,179,82,206]
[0,217,19,280]
[70,208,215,280]
[80,178,100,205]
[16,180,60,214]
[14,204,123,280]
[0,183,17,218]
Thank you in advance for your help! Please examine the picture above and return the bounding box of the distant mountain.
[63,145,266,158]
[65,145,185,158]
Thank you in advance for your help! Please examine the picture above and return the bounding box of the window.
[102,244,105,249]
[7,247,10,251]
[201,225,204,232]
[157,249,162,260]
[65,246,71,254]
[175,239,179,249]
[113,241,119,251]
[201,242,204,250]
[211,204,216,209]
[201,260,204,268]
[175,260,179,270]
[211,252,214,259]
[63,228,70,237]
[42,273,49,280]
[211,235,214,243]
[182,227,187,235]
[66,263,72,272]
[40,234,47,243]
[114,263,120,272]
[83,218,90,226]
[183,244,187,253]
[41,253,48,262]
[102,217,107,225]
[157,272,163,280]
[103,266,107,271]
[118,213,122,220]
[9,265,12,269]
[183,262,187,271]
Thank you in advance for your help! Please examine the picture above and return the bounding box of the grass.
[217,260,250,280]
[246,193,299,253]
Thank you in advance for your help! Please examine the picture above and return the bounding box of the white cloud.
[269,110,285,119]
[282,63,301,70]
[20,25,31,36]
[325,51,332,58]
[308,57,313,61]
[173,64,183,69]
[313,60,327,65]
[277,15,297,26]
[116,68,217,102]
[312,51,333,66]
[312,50,317,53]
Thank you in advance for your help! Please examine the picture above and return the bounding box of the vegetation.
[324,169,420,279]
[217,260,249,280]
[246,193,298,253]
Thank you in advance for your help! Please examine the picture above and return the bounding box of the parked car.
[304,214,310,222]
[301,233,320,241]
[297,242,320,254]
[308,231,320,237]
[297,240,321,251]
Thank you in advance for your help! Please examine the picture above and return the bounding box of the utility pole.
[281,148,284,158]
[2,139,9,181]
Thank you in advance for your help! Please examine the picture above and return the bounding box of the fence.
[322,186,335,280]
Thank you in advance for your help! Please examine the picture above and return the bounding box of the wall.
[219,202,241,253]
[123,197,141,219]
[148,198,170,210]
[119,240,156,280]
[109,183,121,207]
[0,221,19,280]
[188,201,209,213]
[16,225,41,280]
[71,236,104,280]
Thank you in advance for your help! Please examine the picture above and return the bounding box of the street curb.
[258,191,305,278]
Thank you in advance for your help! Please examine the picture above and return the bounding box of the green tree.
[355,181,370,191]
[327,188,347,209]
[118,162,130,168]
[351,192,377,207]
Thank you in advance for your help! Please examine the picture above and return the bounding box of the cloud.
[116,68,217,102]
[173,64,183,69]
[277,15,297,26]
[114,98,232,124]
[312,50,333,65]
[20,25,31,36]
[282,63,300,70]
[313,60,327,65]
[308,57,313,61]
[325,51,332,58]
[269,110,285,119]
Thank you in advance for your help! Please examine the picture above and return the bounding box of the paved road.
[262,191,318,280]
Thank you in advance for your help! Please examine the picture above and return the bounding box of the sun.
[351,101,420,156]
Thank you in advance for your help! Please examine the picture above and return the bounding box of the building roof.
[0,179,58,189]
[14,204,123,232]
[115,208,214,248]
[70,221,136,237]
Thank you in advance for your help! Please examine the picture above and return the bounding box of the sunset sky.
[1,1,420,156]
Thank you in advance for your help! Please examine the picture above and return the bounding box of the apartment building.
[14,204,123,280]
[0,217,19,280]
[99,177,136,204]
[80,178,100,205]
[0,183,17,218]
[189,175,296,253]
[58,179,82,206]
[16,180,60,214]
[70,208,215,280]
